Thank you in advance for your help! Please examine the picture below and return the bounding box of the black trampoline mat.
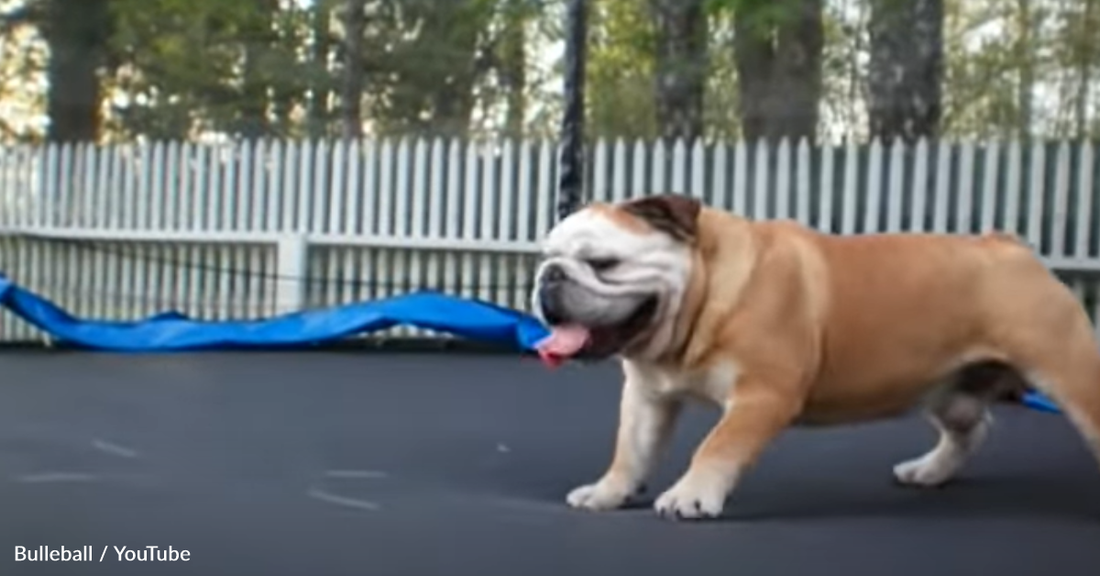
[1,351,1099,576]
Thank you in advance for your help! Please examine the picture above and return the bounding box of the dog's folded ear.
[620,194,702,243]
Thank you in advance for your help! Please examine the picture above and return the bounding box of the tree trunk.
[1016,0,1033,140]
[501,0,528,139]
[1075,0,1096,139]
[237,0,280,140]
[867,0,944,144]
[340,0,366,140]
[306,3,333,139]
[40,0,110,143]
[649,0,706,143]
[422,7,481,138]
[733,0,824,143]
[238,48,268,139]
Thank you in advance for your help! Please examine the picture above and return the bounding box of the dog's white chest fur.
[623,359,740,408]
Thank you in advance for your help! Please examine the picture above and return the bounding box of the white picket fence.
[0,136,1098,344]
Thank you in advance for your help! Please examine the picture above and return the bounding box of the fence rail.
[1,137,1098,344]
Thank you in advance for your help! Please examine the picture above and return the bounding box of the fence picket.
[1004,140,1022,237]
[796,139,811,226]
[753,140,770,220]
[652,139,667,195]
[460,140,479,305]
[41,143,57,229]
[817,142,834,232]
[248,139,270,316]
[691,139,706,201]
[444,139,464,309]
[151,142,166,231]
[0,148,10,230]
[671,139,687,194]
[475,139,494,313]
[865,138,883,233]
[500,139,519,310]
[24,146,43,342]
[593,137,609,202]
[886,139,904,232]
[120,144,138,320]
[932,141,951,233]
[1051,141,1071,259]
[227,142,247,318]
[531,139,553,310]
[956,141,975,234]
[427,137,448,312]
[630,140,647,199]
[776,139,791,219]
[841,141,858,233]
[979,141,999,233]
[295,140,312,233]
[1076,142,1095,259]
[1026,141,1046,251]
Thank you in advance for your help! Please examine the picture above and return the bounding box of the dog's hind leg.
[1008,336,1100,468]
[991,280,1100,470]
[893,386,993,487]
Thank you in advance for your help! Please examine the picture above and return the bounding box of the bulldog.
[530,193,1100,520]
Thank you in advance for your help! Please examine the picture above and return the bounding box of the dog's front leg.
[567,377,683,512]
[655,385,798,520]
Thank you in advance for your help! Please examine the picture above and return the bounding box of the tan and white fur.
[530,193,1100,521]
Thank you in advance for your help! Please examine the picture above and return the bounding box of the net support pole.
[557,0,588,221]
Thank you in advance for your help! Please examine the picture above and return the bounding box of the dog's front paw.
[566,480,635,511]
[892,455,954,487]
[654,473,728,520]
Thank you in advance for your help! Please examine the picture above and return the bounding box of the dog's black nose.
[539,292,566,325]
[538,263,570,324]
[542,263,568,284]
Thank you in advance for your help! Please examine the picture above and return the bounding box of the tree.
[304,0,336,138]
[725,0,825,142]
[1015,0,1035,139]
[1071,0,1097,138]
[364,0,496,138]
[867,0,945,143]
[339,0,367,139]
[499,0,529,138]
[649,0,706,143]
[2,0,112,142]
[585,0,658,139]
[107,0,318,140]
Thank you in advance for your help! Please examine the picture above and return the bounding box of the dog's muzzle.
[536,263,570,324]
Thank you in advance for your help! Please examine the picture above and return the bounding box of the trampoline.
[3,350,1100,576]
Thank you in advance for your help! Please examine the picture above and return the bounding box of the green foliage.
[0,0,1098,142]
[106,0,314,139]
[701,11,741,140]
[585,0,658,140]
[364,0,498,137]
[704,0,809,36]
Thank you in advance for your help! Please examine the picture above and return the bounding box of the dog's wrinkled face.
[531,194,701,362]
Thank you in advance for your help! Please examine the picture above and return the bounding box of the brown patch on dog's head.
[615,194,702,243]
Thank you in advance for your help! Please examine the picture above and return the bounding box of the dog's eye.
[587,258,620,272]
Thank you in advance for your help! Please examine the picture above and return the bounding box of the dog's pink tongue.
[536,324,590,369]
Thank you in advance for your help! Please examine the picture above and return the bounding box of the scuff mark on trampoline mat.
[16,472,99,484]
[307,488,380,511]
[92,438,140,459]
